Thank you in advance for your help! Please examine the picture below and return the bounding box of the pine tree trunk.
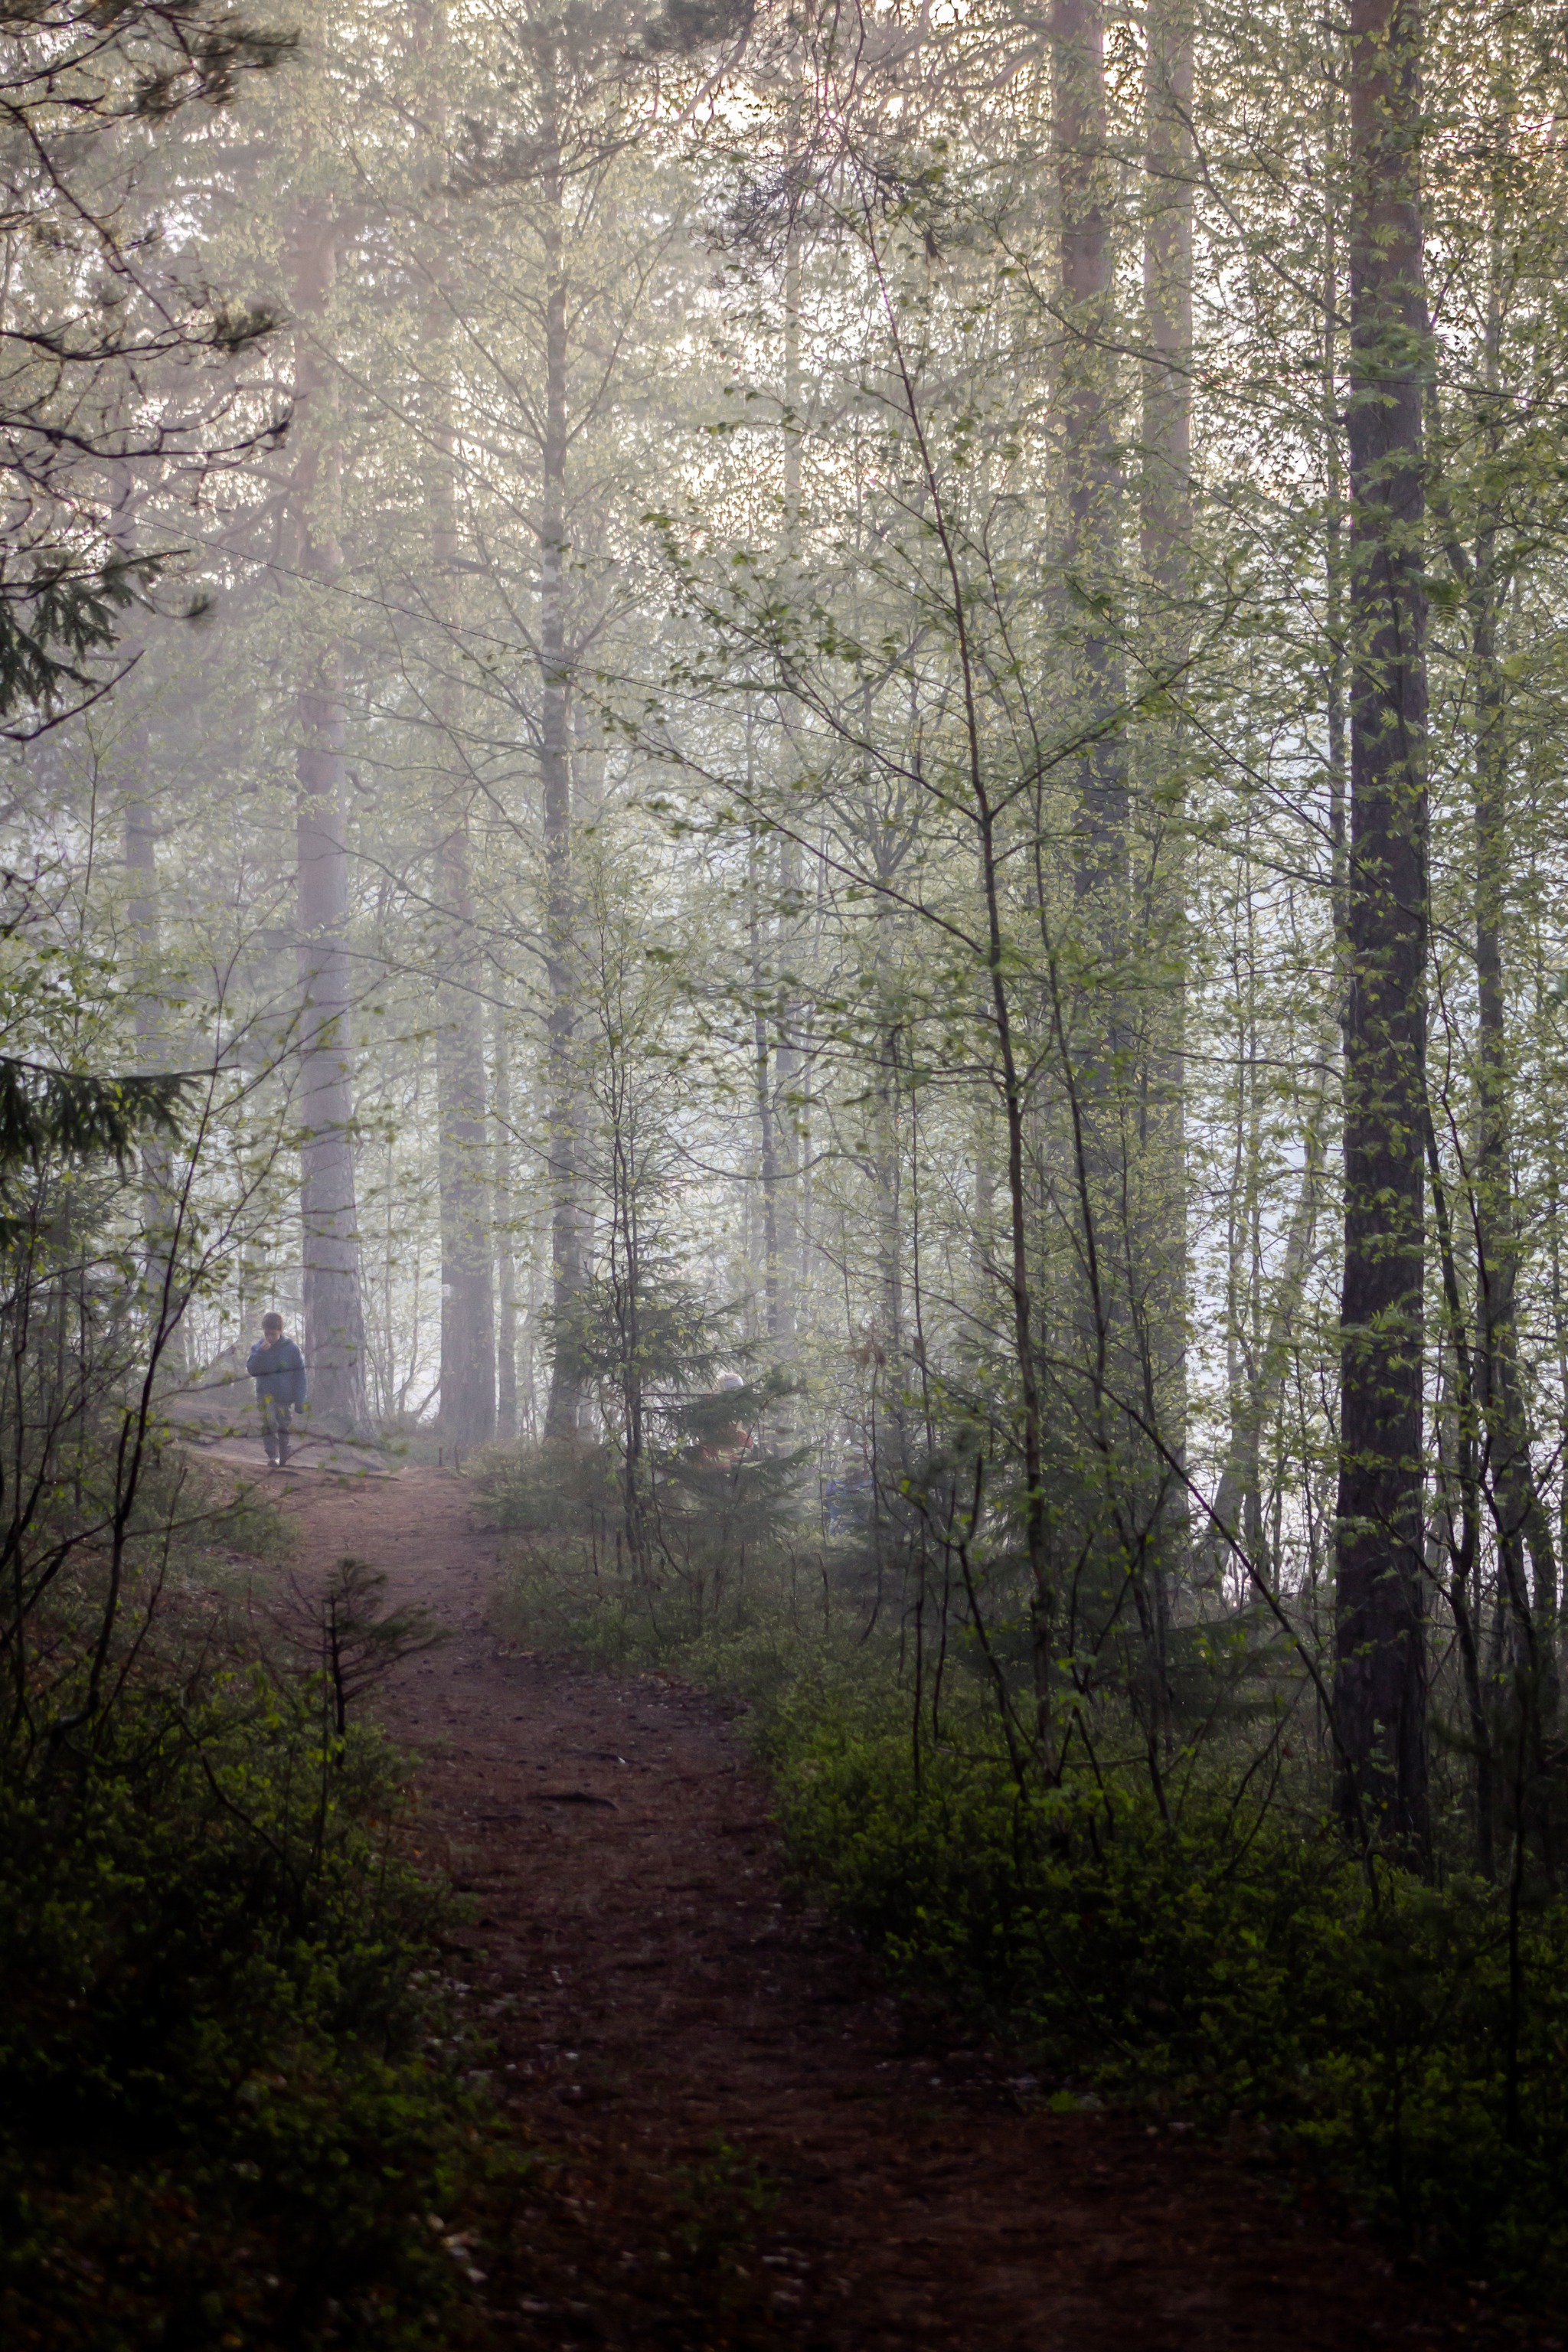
[1436,152,1561,1710]
[1057,0,1127,984]
[748,822,781,1336]
[291,201,369,1433]
[1138,0,1193,1655]
[1055,0,1129,1360]
[1332,0,1430,1854]
[540,142,580,1441]
[421,32,495,1449]
[492,978,518,1442]
[122,694,188,1383]
[434,808,495,1444]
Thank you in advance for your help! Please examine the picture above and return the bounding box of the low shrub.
[766,1691,1568,2301]
[0,1668,518,2350]
[489,1438,1568,2308]
[482,1435,872,1694]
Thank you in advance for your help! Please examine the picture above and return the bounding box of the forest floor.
[243,1452,1560,2352]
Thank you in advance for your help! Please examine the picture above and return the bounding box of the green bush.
[766,1690,1568,2302]
[0,1670,516,2350]
[482,1434,854,1685]
[491,1436,1568,2308]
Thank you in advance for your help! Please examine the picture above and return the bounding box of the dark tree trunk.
[1332,0,1430,1856]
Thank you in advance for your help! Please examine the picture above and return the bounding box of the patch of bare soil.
[266,1461,1558,2352]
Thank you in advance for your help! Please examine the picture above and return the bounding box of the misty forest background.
[11,0,1568,2336]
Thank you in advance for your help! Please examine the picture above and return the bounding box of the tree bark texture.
[492,981,518,1440]
[291,202,370,1432]
[434,808,496,1443]
[538,93,584,1442]
[1056,0,1127,964]
[1054,0,1132,1394]
[1138,0,1194,1622]
[124,767,188,1382]
[1332,0,1430,1854]
[426,260,496,1446]
[1440,164,1561,1697]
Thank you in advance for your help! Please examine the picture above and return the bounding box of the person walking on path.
[247,1312,308,1468]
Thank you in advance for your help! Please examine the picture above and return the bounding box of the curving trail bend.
[266,1459,1547,2352]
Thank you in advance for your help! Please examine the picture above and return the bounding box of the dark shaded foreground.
[273,1463,1559,2351]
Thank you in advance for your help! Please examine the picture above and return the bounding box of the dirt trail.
[270,1461,1553,2352]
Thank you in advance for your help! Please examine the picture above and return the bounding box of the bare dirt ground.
[257,1456,1560,2352]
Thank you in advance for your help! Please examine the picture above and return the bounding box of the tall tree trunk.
[539,83,582,1441]
[773,841,801,1361]
[1055,0,1129,1374]
[1427,1125,1497,1877]
[124,768,188,1383]
[1057,0,1126,996]
[749,823,800,1361]
[1200,1051,1333,1585]
[111,469,188,1380]
[769,221,802,1361]
[426,279,495,1446]
[417,7,495,1447]
[748,817,782,1336]
[1324,93,1350,1013]
[433,806,495,1443]
[1468,547,1556,1679]
[1429,116,1560,1717]
[113,585,189,1383]
[1332,0,1430,1855]
[291,201,369,1432]
[1138,0,1193,1651]
[492,975,518,1442]
[1056,0,1145,1725]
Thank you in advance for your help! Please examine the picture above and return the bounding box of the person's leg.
[261,1396,279,1463]
[276,1403,292,1467]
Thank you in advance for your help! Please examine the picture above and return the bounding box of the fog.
[5,0,1566,1808]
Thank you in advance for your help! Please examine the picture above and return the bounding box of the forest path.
[271,1462,1544,2352]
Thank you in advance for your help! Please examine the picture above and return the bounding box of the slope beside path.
[267,1461,1549,2352]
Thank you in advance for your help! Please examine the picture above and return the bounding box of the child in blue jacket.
[247,1312,308,1467]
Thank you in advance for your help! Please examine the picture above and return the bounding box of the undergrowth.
[482,1437,1568,2314]
[0,1596,521,2350]
[764,1696,1568,2298]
